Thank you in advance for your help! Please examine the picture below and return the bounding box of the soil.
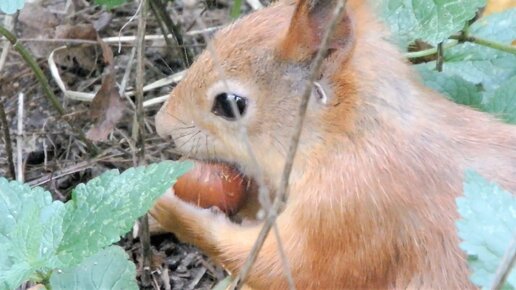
[0,0,265,288]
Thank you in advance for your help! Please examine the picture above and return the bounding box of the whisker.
[164,110,190,126]
[172,131,195,143]
[176,130,202,151]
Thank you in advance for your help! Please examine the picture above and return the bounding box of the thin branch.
[149,0,192,67]
[0,15,14,73]
[119,46,138,110]
[230,0,348,288]
[489,234,516,290]
[134,0,152,286]
[0,25,99,155]
[0,99,15,179]
[405,40,458,59]
[48,43,184,106]
[436,42,444,72]
[149,0,180,63]
[16,93,24,183]
[273,223,296,290]
[450,34,516,55]
[245,0,264,10]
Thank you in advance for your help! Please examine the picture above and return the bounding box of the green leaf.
[456,171,516,289]
[0,0,25,14]
[0,161,192,289]
[95,0,128,9]
[433,9,516,91]
[57,160,193,266]
[50,246,138,290]
[373,0,485,46]
[482,76,516,124]
[0,179,65,289]
[416,66,483,108]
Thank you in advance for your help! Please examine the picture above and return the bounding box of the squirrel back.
[153,0,516,288]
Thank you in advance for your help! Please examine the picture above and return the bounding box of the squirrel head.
[156,0,357,188]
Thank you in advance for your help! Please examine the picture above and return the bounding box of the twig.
[149,0,180,63]
[117,0,144,53]
[16,93,24,183]
[230,0,243,18]
[405,40,458,59]
[149,0,192,67]
[489,233,516,290]
[230,0,348,288]
[48,44,184,106]
[436,42,444,72]
[0,15,14,73]
[119,46,138,109]
[134,0,152,286]
[450,34,516,55]
[0,25,99,155]
[273,223,296,289]
[246,0,264,10]
[0,99,15,179]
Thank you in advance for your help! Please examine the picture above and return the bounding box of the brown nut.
[173,160,248,214]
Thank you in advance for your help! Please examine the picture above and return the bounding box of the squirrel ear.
[278,0,353,61]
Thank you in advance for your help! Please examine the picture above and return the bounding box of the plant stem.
[134,0,153,286]
[229,0,348,288]
[405,40,459,59]
[0,25,99,155]
[149,0,192,67]
[489,234,516,290]
[231,0,243,19]
[0,100,16,179]
[450,34,516,55]
[436,42,444,72]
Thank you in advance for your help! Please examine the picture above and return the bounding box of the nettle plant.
[0,161,192,289]
[0,0,515,289]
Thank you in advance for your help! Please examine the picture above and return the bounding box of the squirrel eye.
[211,93,247,121]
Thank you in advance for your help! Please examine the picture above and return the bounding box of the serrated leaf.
[95,0,128,9]
[0,0,25,14]
[482,76,516,124]
[373,0,485,46]
[0,178,65,289]
[50,246,137,290]
[456,171,516,289]
[56,161,193,266]
[416,66,483,108]
[432,9,516,91]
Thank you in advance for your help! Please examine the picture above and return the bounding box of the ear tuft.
[278,0,353,61]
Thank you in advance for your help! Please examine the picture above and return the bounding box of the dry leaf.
[86,73,124,141]
[53,23,99,72]
[85,36,125,142]
[55,23,97,40]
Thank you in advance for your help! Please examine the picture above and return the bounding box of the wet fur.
[152,0,516,289]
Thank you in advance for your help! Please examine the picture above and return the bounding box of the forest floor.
[0,0,266,288]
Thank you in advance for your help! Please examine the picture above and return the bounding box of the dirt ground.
[0,0,266,288]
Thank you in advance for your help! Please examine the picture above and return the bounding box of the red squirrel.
[151,0,516,289]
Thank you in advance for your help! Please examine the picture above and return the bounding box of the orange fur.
[152,0,516,289]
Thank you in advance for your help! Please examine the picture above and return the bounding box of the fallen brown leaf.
[85,35,125,142]
[86,73,124,142]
